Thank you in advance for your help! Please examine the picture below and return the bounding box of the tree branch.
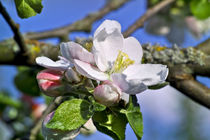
[0,1,27,57]
[25,0,129,40]
[123,0,175,37]
[30,96,64,140]
[0,39,59,65]
[195,38,210,55]
[168,65,210,109]
[188,56,210,77]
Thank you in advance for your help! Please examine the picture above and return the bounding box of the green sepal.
[148,82,169,90]
[93,102,106,112]
[46,99,94,131]
[88,96,106,112]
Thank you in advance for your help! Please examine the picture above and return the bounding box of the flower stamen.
[110,51,134,73]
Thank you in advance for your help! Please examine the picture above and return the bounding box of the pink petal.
[37,69,63,81]
[39,80,61,91]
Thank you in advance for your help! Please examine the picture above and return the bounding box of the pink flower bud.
[37,69,64,97]
[93,81,121,106]
[42,112,80,140]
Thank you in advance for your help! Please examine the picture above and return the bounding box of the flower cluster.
[36,19,168,106]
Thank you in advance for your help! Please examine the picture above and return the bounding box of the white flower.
[66,20,168,95]
[36,19,168,97]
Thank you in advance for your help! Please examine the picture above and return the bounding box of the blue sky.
[0,0,210,140]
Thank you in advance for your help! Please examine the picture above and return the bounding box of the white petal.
[60,42,95,64]
[121,92,129,105]
[122,37,143,63]
[36,56,70,71]
[92,48,109,72]
[94,20,121,38]
[93,30,124,64]
[65,68,80,83]
[60,42,70,61]
[111,73,147,94]
[123,64,169,86]
[74,59,108,81]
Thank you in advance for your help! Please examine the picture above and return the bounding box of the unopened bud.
[93,81,121,106]
[42,112,80,140]
[37,69,64,97]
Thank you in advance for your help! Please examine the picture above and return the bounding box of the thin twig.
[0,1,27,56]
[26,0,129,40]
[30,96,64,140]
[123,0,175,37]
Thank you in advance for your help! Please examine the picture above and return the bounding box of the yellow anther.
[111,51,134,73]
[32,46,41,53]
[30,45,41,62]
[155,46,166,51]
[85,42,93,52]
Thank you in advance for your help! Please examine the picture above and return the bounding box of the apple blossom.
[66,20,168,95]
[35,19,168,105]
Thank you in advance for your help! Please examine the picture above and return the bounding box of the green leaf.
[14,67,40,97]
[190,0,210,19]
[46,99,94,131]
[148,82,169,90]
[93,110,127,140]
[126,95,143,140]
[14,0,43,18]
[93,102,106,112]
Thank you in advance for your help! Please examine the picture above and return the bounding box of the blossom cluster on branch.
[35,20,168,139]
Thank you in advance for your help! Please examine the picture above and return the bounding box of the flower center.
[110,51,134,73]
